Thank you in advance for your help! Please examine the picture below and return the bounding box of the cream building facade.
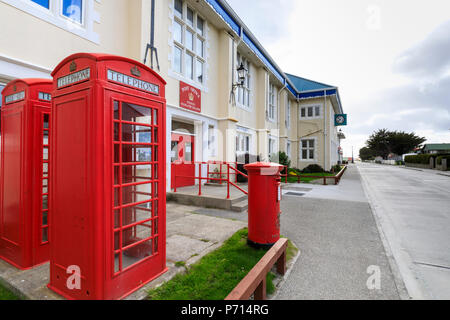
[0,0,345,190]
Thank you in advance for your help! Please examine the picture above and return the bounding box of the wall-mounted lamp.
[229,62,248,105]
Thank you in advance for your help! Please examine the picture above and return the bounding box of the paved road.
[357,162,450,299]
[275,165,402,300]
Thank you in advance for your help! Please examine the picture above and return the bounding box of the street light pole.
[352,146,354,164]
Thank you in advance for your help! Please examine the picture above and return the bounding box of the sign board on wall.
[335,114,348,126]
[180,81,201,113]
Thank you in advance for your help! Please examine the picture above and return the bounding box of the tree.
[366,129,391,159]
[359,147,375,161]
[365,129,426,159]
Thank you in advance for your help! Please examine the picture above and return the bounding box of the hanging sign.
[335,114,348,126]
[180,81,201,113]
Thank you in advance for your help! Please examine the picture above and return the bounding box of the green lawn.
[147,228,296,300]
[0,283,20,300]
[286,172,335,183]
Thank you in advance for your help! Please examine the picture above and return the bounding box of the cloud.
[225,0,293,44]
[392,20,450,80]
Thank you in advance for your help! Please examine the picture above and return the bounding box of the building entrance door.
[171,132,195,188]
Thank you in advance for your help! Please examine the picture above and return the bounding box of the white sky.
[226,0,450,157]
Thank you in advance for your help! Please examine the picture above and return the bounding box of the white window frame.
[236,52,252,111]
[1,0,99,44]
[208,124,216,157]
[236,131,251,155]
[268,136,277,156]
[285,97,291,129]
[170,0,207,87]
[300,137,317,162]
[300,104,323,120]
[268,83,277,122]
[286,141,291,158]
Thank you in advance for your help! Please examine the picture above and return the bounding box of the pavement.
[274,164,404,300]
[0,202,246,300]
[197,164,405,300]
[357,162,450,300]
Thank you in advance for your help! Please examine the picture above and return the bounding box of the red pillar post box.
[48,53,167,300]
[244,162,283,247]
[0,79,52,269]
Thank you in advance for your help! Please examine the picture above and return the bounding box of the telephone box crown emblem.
[131,66,141,77]
[70,61,77,72]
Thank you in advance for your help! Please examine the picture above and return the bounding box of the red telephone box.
[48,53,167,300]
[0,79,52,269]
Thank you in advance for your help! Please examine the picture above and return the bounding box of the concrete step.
[231,199,248,212]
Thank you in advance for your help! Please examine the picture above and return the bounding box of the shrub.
[437,155,450,165]
[404,154,436,165]
[331,164,342,173]
[302,164,324,174]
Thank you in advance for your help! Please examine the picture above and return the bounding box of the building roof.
[422,144,450,151]
[285,73,335,92]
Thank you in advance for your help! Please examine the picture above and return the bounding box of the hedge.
[437,155,450,165]
[404,154,436,165]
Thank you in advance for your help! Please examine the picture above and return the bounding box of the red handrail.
[171,161,248,199]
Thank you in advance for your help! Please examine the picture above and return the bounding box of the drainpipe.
[277,81,287,160]
[323,89,327,171]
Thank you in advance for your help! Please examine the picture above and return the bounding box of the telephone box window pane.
[114,209,120,228]
[154,237,158,253]
[114,232,121,251]
[31,0,49,9]
[42,195,48,209]
[42,228,48,243]
[154,219,158,235]
[122,239,153,269]
[43,147,49,160]
[114,253,121,273]
[43,131,49,145]
[122,124,152,143]
[153,200,158,217]
[122,223,152,245]
[43,185,48,194]
[42,211,48,226]
[122,145,152,163]
[122,206,152,228]
[114,166,120,185]
[114,101,119,119]
[62,0,83,24]
[122,103,151,125]
[153,109,158,125]
[114,123,120,141]
[114,144,120,163]
[122,165,152,184]
[122,183,152,206]
[44,114,49,128]
[43,163,49,174]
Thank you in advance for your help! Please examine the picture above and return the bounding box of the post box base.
[247,239,276,249]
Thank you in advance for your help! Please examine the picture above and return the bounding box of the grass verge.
[287,172,335,183]
[147,228,281,300]
[0,283,20,300]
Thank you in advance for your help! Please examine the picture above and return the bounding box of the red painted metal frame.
[0,79,52,270]
[172,161,247,199]
[47,53,167,300]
